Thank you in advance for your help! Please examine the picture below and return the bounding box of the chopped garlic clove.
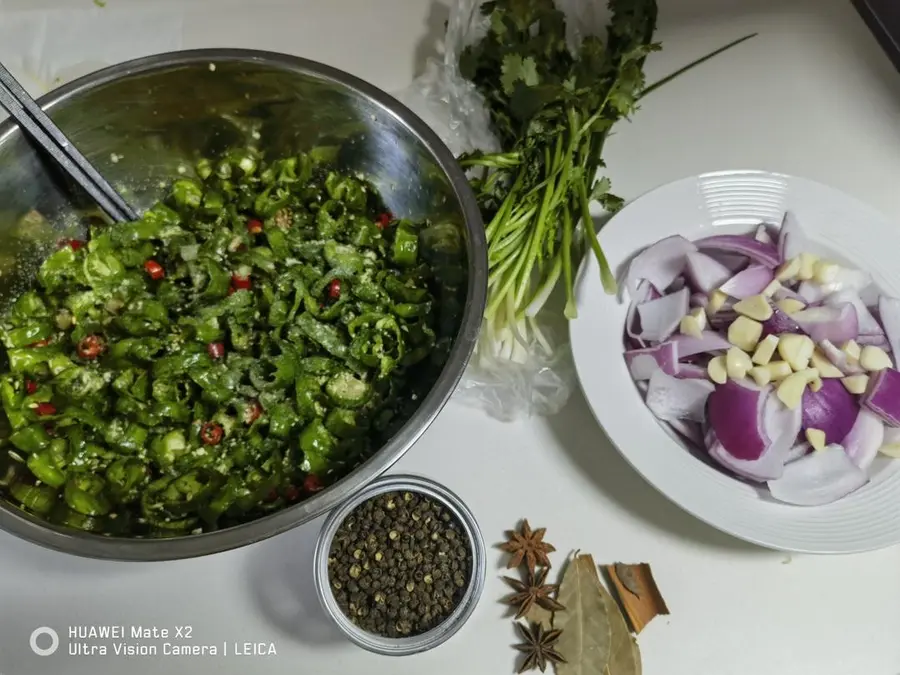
[809,376,823,392]
[860,345,892,372]
[805,428,826,451]
[777,333,815,371]
[748,365,771,386]
[841,374,869,394]
[733,294,774,321]
[762,280,782,297]
[775,298,806,315]
[775,257,801,282]
[725,346,753,380]
[797,252,819,281]
[727,316,764,352]
[679,314,703,339]
[809,349,844,378]
[689,306,708,330]
[776,368,819,409]
[707,290,729,316]
[707,355,728,384]
[840,339,861,362]
[812,260,839,285]
[752,334,780,365]
[765,361,794,381]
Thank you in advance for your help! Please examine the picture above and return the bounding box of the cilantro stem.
[640,33,758,100]
[561,206,576,319]
[577,180,617,294]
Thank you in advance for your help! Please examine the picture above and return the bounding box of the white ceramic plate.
[571,170,900,554]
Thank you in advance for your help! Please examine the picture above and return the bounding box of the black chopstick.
[0,63,137,223]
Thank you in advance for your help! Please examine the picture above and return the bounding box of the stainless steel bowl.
[0,49,486,560]
[313,474,486,655]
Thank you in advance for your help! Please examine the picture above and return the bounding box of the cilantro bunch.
[457,0,754,356]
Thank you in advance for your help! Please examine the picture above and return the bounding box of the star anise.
[513,621,566,673]
[500,519,556,575]
[502,567,566,619]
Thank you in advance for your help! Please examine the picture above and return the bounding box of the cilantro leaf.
[500,54,540,95]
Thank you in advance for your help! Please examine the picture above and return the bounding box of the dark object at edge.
[854,0,900,71]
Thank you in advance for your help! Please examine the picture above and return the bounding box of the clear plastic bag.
[394,0,609,421]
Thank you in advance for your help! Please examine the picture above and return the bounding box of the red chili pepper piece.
[265,488,279,503]
[247,219,263,235]
[25,380,37,395]
[35,402,56,416]
[303,474,323,493]
[199,422,224,446]
[327,279,342,300]
[67,239,85,251]
[376,212,392,229]
[29,339,51,348]
[231,274,252,291]
[284,485,301,502]
[76,335,105,360]
[207,342,225,359]
[144,260,165,280]
[243,400,263,425]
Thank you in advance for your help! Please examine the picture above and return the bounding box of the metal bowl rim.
[0,48,487,560]
[312,473,487,655]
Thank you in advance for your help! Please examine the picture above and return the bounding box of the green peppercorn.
[328,490,473,638]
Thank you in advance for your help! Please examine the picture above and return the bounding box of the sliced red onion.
[645,369,714,423]
[637,288,689,342]
[791,303,858,344]
[718,265,774,300]
[675,363,710,379]
[625,279,659,347]
[694,235,780,268]
[665,331,731,357]
[707,380,773,461]
[706,387,801,481]
[819,339,864,375]
[684,251,733,293]
[755,224,774,244]
[666,418,704,448]
[707,252,749,273]
[625,342,679,381]
[773,285,808,305]
[801,378,859,444]
[841,409,884,470]
[777,211,805,261]
[877,295,900,356]
[708,308,738,331]
[690,293,709,308]
[785,442,811,464]
[762,307,802,337]
[626,235,697,298]
[856,333,891,350]
[820,268,872,294]
[824,290,883,337]
[667,277,687,293]
[797,281,825,304]
[767,444,868,506]
[860,368,900,427]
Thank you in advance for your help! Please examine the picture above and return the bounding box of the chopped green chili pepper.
[0,148,461,537]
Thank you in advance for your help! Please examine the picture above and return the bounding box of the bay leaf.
[524,602,555,630]
[554,554,611,675]
[630,637,642,675]
[587,563,638,675]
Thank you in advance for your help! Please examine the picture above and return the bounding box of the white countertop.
[2,0,900,674]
